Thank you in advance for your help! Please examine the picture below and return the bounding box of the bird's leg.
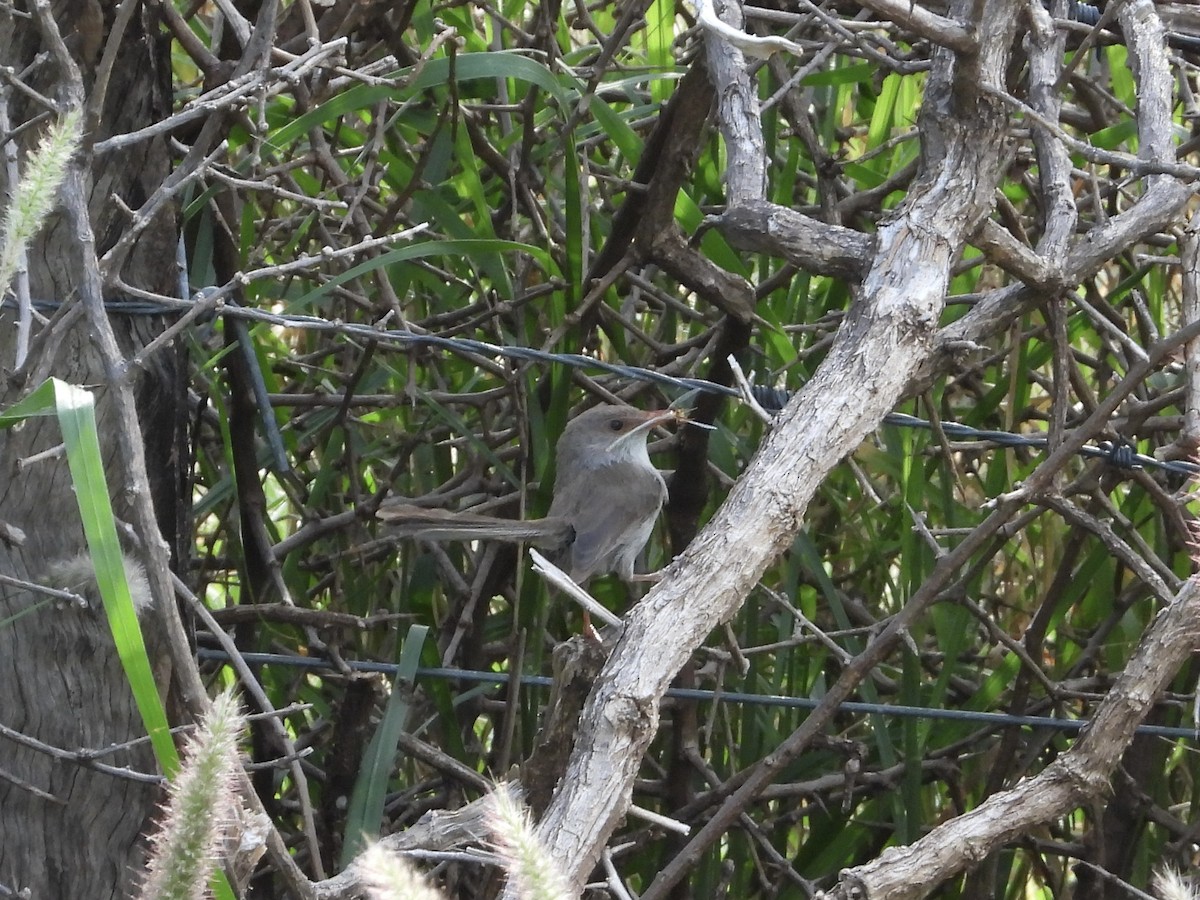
[581,609,603,643]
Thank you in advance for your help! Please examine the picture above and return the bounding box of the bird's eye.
[608,418,624,432]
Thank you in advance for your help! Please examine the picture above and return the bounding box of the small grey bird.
[378,404,680,584]
[546,404,674,583]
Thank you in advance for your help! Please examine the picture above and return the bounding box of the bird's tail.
[376,503,572,545]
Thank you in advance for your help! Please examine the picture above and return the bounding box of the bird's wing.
[565,464,666,581]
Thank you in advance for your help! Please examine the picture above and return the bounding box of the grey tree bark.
[0,3,185,897]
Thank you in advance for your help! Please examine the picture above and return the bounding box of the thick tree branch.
[851,0,977,52]
[712,201,872,281]
[819,575,1200,900]
[534,0,1021,885]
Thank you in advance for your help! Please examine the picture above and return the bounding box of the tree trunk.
[0,2,185,897]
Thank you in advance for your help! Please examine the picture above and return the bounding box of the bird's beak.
[605,409,681,453]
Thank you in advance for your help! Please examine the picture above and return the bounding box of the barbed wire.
[11,294,1200,477]
[196,649,1198,740]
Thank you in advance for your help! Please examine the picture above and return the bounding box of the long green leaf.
[1,379,179,775]
[3,380,240,900]
[291,238,553,308]
[341,623,430,868]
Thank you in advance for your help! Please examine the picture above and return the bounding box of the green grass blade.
[291,239,553,308]
[0,379,238,900]
[341,624,431,868]
[2,379,179,774]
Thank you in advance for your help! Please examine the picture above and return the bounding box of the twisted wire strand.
[195,649,1198,740]
[11,295,1199,477]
